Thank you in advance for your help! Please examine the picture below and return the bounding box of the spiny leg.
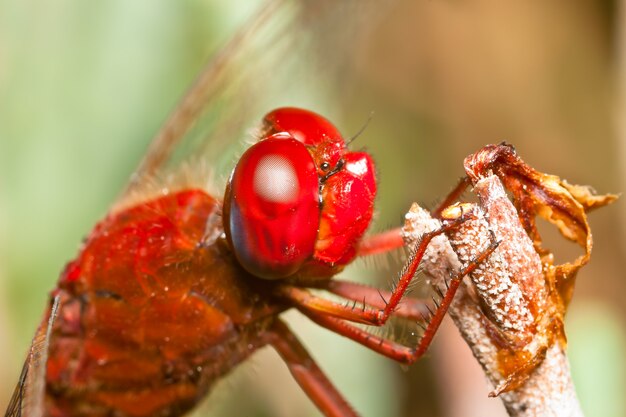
[356,176,471,257]
[279,217,471,326]
[275,282,429,325]
[303,311,415,363]
[349,177,472,325]
[291,176,484,360]
[274,286,382,325]
[371,212,480,326]
[285,214,496,329]
[266,319,359,417]
[324,280,430,321]
[298,239,499,364]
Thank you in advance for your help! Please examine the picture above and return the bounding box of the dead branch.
[403,178,583,416]
[398,143,619,415]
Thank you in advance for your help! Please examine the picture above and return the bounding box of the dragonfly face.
[224,107,377,280]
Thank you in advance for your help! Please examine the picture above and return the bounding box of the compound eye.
[262,107,344,146]
[223,134,321,279]
[315,151,377,266]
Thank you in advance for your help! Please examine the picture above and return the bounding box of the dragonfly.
[3,1,498,416]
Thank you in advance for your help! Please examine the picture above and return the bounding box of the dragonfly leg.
[356,176,471,257]
[302,310,416,363]
[432,176,470,217]
[369,211,490,326]
[356,227,404,257]
[275,283,429,325]
[285,214,498,328]
[266,319,359,417]
[324,279,429,321]
[295,235,499,362]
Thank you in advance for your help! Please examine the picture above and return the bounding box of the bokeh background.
[0,1,623,416]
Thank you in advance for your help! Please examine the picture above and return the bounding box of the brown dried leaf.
[463,143,617,307]
[562,181,619,212]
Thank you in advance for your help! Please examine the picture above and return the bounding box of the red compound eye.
[314,151,377,266]
[263,107,344,146]
[223,134,320,279]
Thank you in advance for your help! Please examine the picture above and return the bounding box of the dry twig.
[401,144,616,416]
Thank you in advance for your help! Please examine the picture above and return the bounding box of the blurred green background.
[0,1,623,416]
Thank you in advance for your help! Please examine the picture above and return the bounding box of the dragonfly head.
[223,108,377,280]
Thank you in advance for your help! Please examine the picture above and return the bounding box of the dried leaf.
[464,143,617,307]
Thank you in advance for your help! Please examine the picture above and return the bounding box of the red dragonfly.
[3,2,495,416]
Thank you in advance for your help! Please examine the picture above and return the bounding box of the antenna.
[345,111,375,146]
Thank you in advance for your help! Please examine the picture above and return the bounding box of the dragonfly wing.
[4,296,60,417]
[121,0,391,201]
[126,0,286,188]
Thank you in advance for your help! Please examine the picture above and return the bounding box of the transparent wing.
[4,296,60,417]
[121,0,395,200]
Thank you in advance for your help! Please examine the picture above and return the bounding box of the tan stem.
[402,175,584,417]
